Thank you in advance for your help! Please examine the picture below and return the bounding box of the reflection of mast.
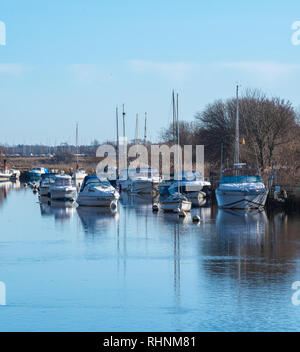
[116,106,119,178]
[123,205,127,280]
[117,211,120,275]
[173,223,181,303]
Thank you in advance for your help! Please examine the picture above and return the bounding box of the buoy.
[193,215,201,222]
[110,201,118,211]
[152,203,159,212]
[178,210,186,217]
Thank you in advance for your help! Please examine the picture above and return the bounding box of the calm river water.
[0,181,300,331]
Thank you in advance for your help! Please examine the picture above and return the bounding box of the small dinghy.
[76,175,119,208]
[160,192,192,213]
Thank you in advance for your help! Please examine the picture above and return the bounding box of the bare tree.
[195,89,298,170]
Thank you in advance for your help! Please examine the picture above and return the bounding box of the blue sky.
[0,0,300,145]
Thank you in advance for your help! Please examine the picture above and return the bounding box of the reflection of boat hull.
[216,189,268,209]
[77,206,118,233]
[39,195,51,203]
[217,208,268,239]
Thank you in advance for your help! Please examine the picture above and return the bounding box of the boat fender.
[178,210,186,217]
[152,203,159,212]
[193,215,201,222]
[110,201,118,211]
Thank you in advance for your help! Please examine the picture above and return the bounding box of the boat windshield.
[41,176,55,185]
[85,179,111,188]
[55,178,72,186]
[221,175,263,184]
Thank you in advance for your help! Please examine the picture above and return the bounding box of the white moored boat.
[72,168,88,189]
[0,171,11,182]
[0,160,20,181]
[76,175,119,208]
[39,173,57,197]
[130,167,161,194]
[50,175,77,201]
[160,91,192,213]
[29,167,49,180]
[168,170,211,200]
[216,168,269,209]
[216,85,268,209]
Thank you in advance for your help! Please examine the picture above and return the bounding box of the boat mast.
[172,90,176,143]
[135,113,139,144]
[122,104,126,138]
[76,122,79,170]
[234,85,239,165]
[116,106,119,178]
[220,142,224,176]
[144,112,147,144]
[176,93,180,194]
[176,93,179,143]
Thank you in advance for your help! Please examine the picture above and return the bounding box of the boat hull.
[216,188,268,209]
[185,191,206,206]
[161,200,192,212]
[77,195,119,208]
[0,175,10,182]
[131,180,160,194]
[117,179,132,191]
[28,172,43,180]
[50,188,76,201]
[39,186,51,197]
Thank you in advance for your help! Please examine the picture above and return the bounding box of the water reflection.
[120,192,159,211]
[173,223,181,304]
[217,209,268,241]
[77,206,119,235]
[39,200,76,222]
[205,208,299,286]
[2,185,300,331]
[0,182,11,207]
